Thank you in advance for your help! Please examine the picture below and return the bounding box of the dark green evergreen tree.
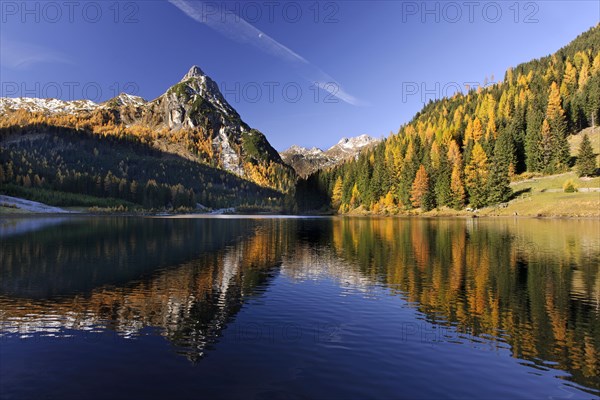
[525,107,544,172]
[487,134,514,204]
[576,133,597,177]
[580,73,600,128]
[434,148,452,207]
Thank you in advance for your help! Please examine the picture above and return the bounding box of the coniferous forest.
[0,120,285,211]
[297,25,600,214]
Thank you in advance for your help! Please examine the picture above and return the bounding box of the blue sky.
[1,1,598,151]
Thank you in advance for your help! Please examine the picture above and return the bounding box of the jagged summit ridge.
[285,145,325,156]
[0,93,149,114]
[164,65,237,123]
[0,97,99,114]
[337,134,377,149]
[182,65,206,81]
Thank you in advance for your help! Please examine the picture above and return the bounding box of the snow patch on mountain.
[281,134,381,177]
[285,145,326,157]
[0,97,99,115]
[0,93,147,115]
[102,93,147,108]
[336,134,378,151]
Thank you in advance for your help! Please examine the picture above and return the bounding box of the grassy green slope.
[479,128,600,217]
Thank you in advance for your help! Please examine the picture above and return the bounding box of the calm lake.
[0,216,598,399]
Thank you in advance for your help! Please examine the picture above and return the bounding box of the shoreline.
[2,210,599,220]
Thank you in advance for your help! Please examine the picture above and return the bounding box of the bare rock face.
[135,66,263,177]
[101,93,146,108]
[281,134,381,177]
[142,66,242,131]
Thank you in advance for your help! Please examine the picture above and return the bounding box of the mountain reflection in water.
[0,216,598,397]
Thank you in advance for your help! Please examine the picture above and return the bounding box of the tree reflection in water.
[0,216,598,390]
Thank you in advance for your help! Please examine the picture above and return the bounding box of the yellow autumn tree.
[350,183,360,207]
[410,165,429,209]
[577,61,590,89]
[464,118,473,142]
[547,81,565,121]
[560,61,577,98]
[592,53,600,75]
[450,160,465,209]
[447,140,461,165]
[383,191,395,209]
[486,109,497,139]
[472,117,484,142]
[332,176,344,209]
[464,143,489,208]
[430,141,441,170]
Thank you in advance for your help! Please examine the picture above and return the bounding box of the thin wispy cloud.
[0,38,72,69]
[169,0,364,106]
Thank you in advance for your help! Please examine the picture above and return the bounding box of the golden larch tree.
[332,176,344,209]
[450,161,465,209]
[546,82,565,121]
[410,165,429,208]
[464,143,489,208]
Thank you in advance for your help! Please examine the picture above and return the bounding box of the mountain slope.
[1,66,294,193]
[0,66,295,210]
[300,24,600,213]
[0,124,284,210]
[281,134,380,177]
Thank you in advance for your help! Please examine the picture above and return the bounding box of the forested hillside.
[0,122,284,210]
[300,25,600,213]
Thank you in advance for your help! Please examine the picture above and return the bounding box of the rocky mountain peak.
[281,134,381,177]
[336,134,378,149]
[182,65,206,81]
[164,65,237,123]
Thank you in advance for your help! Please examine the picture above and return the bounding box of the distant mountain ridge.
[0,93,146,114]
[0,97,99,114]
[281,134,380,177]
